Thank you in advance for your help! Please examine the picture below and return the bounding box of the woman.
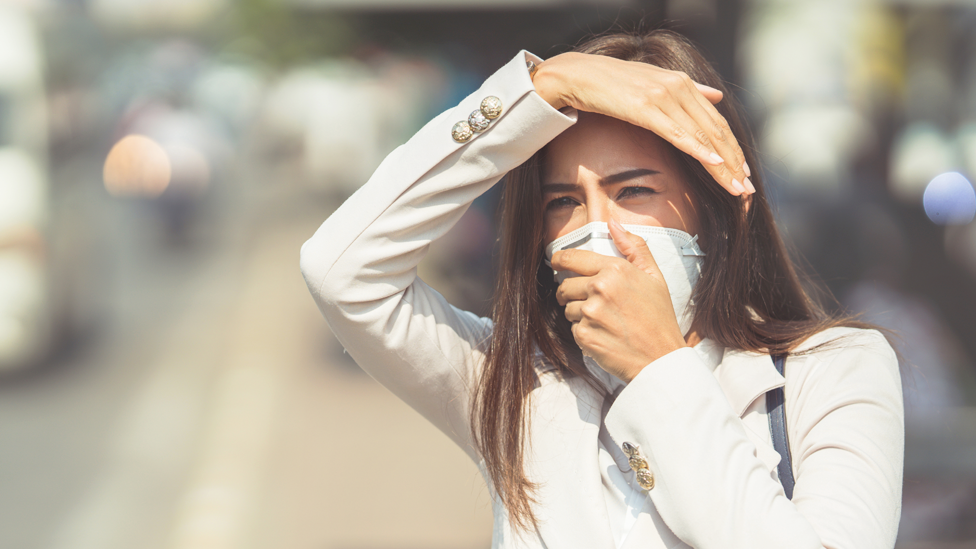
[300,30,904,548]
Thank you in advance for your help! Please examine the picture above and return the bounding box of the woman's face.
[541,112,701,246]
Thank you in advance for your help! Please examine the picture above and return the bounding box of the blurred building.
[0,3,51,371]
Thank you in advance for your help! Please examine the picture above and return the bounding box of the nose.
[584,193,614,226]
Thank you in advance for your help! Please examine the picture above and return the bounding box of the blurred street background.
[0,0,975,547]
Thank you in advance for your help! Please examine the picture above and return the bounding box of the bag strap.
[766,354,795,500]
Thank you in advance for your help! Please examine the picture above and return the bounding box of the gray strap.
[766,354,795,499]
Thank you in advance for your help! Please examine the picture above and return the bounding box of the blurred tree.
[221,0,358,68]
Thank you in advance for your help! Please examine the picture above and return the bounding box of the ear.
[743,193,753,215]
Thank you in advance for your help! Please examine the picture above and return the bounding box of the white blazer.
[300,50,904,549]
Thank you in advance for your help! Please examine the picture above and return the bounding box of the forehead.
[542,113,671,181]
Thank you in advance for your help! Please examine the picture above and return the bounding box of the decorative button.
[623,442,654,491]
[622,442,640,457]
[628,456,648,471]
[468,110,490,132]
[451,121,474,143]
[480,96,503,119]
[636,468,655,490]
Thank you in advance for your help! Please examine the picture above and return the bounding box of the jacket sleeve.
[602,328,904,549]
[299,50,578,460]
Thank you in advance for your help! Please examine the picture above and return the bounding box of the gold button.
[636,468,655,490]
[622,442,640,458]
[451,121,473,143]
[480,96,503,119]
[628,456,648,471]
[468,110,490,132]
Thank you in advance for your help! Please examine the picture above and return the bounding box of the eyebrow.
[541,168,661,193]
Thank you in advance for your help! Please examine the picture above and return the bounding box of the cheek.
[673,191,702,236]
[541,207,583,245]
[541,218,565,249]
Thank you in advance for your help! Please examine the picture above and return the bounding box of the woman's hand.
[552,220,687,382]
[532,52,754,196]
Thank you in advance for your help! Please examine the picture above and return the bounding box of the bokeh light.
[102,134,171,197]
[891,123,957,203]
[923,172,976,225]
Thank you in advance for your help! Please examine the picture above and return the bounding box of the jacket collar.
[708,343,786,417]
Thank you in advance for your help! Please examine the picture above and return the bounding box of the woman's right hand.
[532,52,754,196]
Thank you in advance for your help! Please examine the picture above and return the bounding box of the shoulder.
[791,326,895,362]
[784,326,902,412]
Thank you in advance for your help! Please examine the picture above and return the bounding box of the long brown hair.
[471,28,869,531]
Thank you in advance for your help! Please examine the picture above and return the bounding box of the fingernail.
[610,218,624,231]
[709,152,724,165]
[731,178,746,195]
[743,161,752,177]
[743,177,756,194]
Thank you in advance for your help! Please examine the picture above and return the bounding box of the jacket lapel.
[524,374,617,549]
[711,347,785,418]
[711,347,787,474]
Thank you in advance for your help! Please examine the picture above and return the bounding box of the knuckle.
[710,122,727,142]
[670,124,687,141]
[637,96,657,112]
[665,71,685,87]
[694,129,709,145]
[589,278,608,296]
[647,85,668,100]
[580,302,598,319]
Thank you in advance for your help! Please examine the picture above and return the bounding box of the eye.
[545,196,579,210]
[616,186,657,200]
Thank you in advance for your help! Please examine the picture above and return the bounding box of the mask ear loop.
[680,234,706,257]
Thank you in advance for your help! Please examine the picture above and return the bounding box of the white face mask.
[544,221,706,337]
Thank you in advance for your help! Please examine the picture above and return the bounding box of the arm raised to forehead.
[300,51,577,458]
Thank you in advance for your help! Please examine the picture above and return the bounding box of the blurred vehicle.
[0,4,53,372]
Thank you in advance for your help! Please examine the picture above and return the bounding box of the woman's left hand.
[553,220,688,382]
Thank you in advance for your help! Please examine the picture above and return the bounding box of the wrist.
[623,339,688,383]
[532,53,574,112]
